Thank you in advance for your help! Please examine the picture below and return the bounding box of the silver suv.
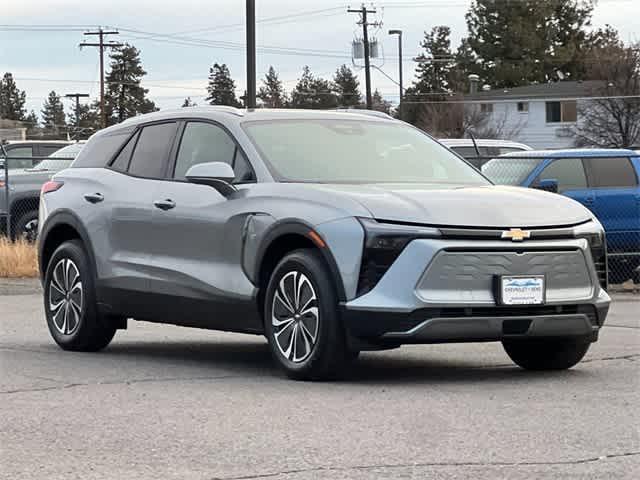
[37,107,610,380]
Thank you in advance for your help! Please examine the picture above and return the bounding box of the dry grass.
[0,237,39,278]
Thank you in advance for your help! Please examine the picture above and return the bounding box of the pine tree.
[67,102,100,138]
[257,66,286,108]
[289,66,338,110]
[412,26,455,96]
[41,90,66,131]
[182,97,196,107]
[104,44,157,125]
[206,63,241,107]
[371,90,392,114]
[0,72,27,120]
[24,110,39,128]
[464,0,595,88]
[333,64,361,107]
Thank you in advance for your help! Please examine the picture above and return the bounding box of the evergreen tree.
[104,44,157,125]
[206,63,241,107]
[24,110,39,128]
[0,72,27,120]
[464,0,595,88]
[333,64,361,107]
[41,90,66,131]
[412,26,455,95]
[258,66,287,108]
[371,90,392,114]
[289,66,338,109]
[182,97,196,107]
[67,102,100,138]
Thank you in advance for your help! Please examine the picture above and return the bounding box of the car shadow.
[98,338,594,386]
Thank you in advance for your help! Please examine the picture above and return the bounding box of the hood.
[310,183,593,228]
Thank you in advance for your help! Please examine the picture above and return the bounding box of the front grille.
[432,304,598,325]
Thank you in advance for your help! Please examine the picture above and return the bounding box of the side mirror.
[185,162,237,197]
[534,178,559,193]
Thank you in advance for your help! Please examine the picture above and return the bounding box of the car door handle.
[83,193,104,204]
[153,199,176,211]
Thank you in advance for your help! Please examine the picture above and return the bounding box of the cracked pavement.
[1,292,638,479]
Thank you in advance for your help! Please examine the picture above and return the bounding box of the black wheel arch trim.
[38,209,98,284]
[251,219,347,302]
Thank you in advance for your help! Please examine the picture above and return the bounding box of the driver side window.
[174,122,238,180]
[537,158,587,192]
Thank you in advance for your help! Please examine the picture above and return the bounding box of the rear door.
[584,156,640,254]
[532,157,594,207]
[98,122,178,316]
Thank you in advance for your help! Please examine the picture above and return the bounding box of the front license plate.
[500,276,545,305]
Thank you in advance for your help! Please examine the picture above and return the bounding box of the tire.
[264,249,352,380]
[13,210,39,243]
[502,337,591,371]
[43,240,116,352]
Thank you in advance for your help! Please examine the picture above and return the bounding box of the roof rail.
[333,108,396,120]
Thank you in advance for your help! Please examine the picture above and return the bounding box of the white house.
[463,80,604,149]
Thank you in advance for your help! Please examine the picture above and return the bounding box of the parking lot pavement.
[1,292,638,480]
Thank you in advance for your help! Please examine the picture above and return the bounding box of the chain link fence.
[1,155,77,243]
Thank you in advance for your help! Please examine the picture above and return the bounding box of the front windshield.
[481,157,543,185]
[31,143,84,171]
[243,119,489,185]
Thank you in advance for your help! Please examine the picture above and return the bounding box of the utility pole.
[64,93,90,130]
[348,5,377,109]
[246,0,256,109]
[388,29,403,120]
[80,28,122,129]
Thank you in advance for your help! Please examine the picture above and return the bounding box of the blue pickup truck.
[482,149,640,283]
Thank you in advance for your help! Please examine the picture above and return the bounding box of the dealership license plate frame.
[495,275,546,306]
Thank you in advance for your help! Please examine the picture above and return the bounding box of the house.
[463,80,605,149]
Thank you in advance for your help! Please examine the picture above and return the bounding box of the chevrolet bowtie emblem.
[501,228,531,242]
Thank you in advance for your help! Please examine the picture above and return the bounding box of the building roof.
[465,80,605,101]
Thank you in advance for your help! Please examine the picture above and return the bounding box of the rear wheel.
[264,249,354,380]
[44,240,116,351]
[502,337,591,371]
[13,210,39,243]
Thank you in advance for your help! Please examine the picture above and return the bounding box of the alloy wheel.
[271,271,319,363]
[49,258,83,335]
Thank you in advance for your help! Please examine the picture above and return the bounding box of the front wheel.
[264,249,353,381]
[502,337,591,371]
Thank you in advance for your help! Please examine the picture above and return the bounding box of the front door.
[147,120,261,331]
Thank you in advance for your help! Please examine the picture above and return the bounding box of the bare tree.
[572,42,640,148]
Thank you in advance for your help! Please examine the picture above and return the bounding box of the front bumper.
[342,238,611,345]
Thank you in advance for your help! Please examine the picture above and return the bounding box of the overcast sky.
[1,0,638,117]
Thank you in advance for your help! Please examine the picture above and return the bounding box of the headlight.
[356,218,441,296]
[574,219,607,289]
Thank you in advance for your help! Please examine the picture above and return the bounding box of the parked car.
[1,142,84,241]
[438,138,532,169]
[38,107,610,380]
[0,140,71,170]
[482,149,640,283]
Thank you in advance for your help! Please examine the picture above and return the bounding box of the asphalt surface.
[1,287,638,480]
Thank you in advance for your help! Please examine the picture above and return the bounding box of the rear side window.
[128,122,177,178]
[537,158,587,192]
[73,130,132,168]
[586,157,638,188]
[39,145,64,157]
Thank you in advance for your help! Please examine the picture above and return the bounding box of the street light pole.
[246,0,257,109]
[388,29,403,119]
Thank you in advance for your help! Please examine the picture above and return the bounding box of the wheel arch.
[253,221,347,311]
[38,210,97,283]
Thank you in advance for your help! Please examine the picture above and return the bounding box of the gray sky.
[1,0,638,117]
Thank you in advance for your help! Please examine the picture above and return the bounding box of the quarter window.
[546,101,577,123]
[586,157,637,188]
[111,131,139,172]
[537,158,587,192]
[128,122,177,178]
